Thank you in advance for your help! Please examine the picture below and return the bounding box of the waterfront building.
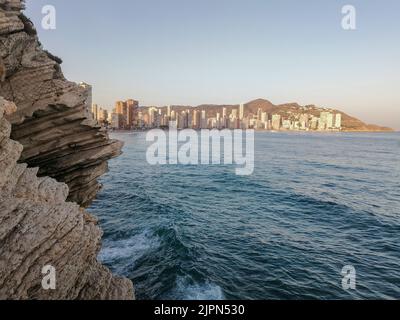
[261,112,267,123]
[115,101,125,115]
[310,116,319,130]
[111,113,124,129]
[282,120,291,130]
[299,114,309,130]
[201,110,207,129]
[327,113,334,129]
[98,108,108,123]
[272,114,281,130]
[149,107,158,127]
[335,114,342,129]
[319,112,330,130]
[167,105,171,119]
[91,104,99,121]
[231,109,238,120]
[192,110,200,129]
[257,108,262,121]
[239,104,245,120]
[126,99,139,127]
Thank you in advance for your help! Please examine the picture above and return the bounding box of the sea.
[88,131,400,300]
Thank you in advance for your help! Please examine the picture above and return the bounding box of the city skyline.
[25,0,400,130]
[93,98,345,132]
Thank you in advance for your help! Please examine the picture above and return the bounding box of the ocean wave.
[99,229,161,270]
[170,276,225,300]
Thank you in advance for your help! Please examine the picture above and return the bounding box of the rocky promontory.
[0,0,133,299]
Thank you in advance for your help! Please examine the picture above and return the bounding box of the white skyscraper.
[272,114,281,130]
[222,107,227,119]
[239,104,244,120]
[261,112,267,123]
[335,114,342,129]
[319,112,330,130]
[201,110,207,129]
[327,113,334,129]
[91,104,98,121]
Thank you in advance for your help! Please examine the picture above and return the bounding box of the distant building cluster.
[91,104,109,124]
[133,104,342,131]
[90,99,139,129]
[89,100,342,132]
[110,99,139,129]
[81,80,342,132]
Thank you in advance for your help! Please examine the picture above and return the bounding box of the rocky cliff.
[0,0,133,299]
[0,0,123,207]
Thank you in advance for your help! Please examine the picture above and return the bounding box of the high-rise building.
[192,110,199,129]
[239,104,245,120]
[282,120,291,130]
[149,107,157,127]
[272,114,281,130]
[167,105,171,119]
[114,99,139,128]
[310,116,319,130]
[319,112,330,130]
[261,112,267,123]
[126,99,139,127]
[299,114,309,130]
[91,104,99,121]
[335,114,342,129]
[115,101,125,115]
[222,107,227,119]
[257,108,262,121]
[111,113,124,129]
[201,110,207,129]
[327,113,334,129]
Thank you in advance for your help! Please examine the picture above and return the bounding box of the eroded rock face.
[0,0,134,299]
[0,0,123,207]
[0,98,134,300]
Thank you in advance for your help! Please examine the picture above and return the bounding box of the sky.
[25,0,400,129]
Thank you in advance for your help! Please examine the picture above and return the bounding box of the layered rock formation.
[0,0,134,299]
[0,98,133,299]
[0,0,123,207]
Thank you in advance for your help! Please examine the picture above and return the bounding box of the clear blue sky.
[25,0,400,129]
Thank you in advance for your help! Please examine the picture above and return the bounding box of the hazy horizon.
[25,0,400,129]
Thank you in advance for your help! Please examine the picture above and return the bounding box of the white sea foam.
[172,276,225,300]
[99,229,160,267]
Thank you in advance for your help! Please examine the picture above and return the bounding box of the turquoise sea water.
[89,131,400,300]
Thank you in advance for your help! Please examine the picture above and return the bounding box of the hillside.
[144,98,393,132]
